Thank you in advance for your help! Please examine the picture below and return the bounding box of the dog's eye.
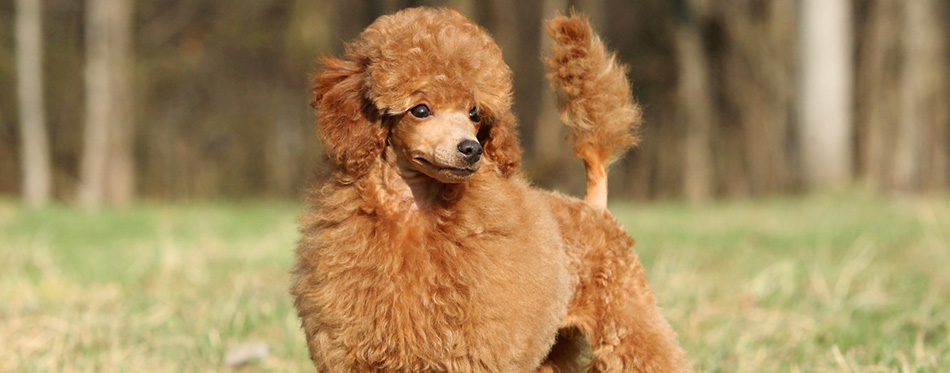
[469,107,481,123]
[410,104,430,119]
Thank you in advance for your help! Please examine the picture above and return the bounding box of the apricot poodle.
[291,7,689,372]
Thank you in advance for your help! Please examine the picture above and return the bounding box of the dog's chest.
[321,213,572,371]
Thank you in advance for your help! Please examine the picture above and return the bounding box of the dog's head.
[311,7,522,182]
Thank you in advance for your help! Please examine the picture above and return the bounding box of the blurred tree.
[798,0,853,188]
[572,0,604,28]
[0,0,947,201]
[15,0,52,207]
[532,0,569,178]
[333,0,372,44]
[674,0,714,201]
[895,0,945,191]
[855,0,901,190]
[445,0,475,15]
[78,0,135,208]
[721,0,796,196]
[855,0,950,192]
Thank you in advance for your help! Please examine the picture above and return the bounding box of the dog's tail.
[545,14,640,208]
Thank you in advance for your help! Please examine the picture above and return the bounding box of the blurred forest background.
[2,0,949,207]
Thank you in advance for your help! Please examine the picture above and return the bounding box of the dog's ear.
[311,56,386,175]
[478,110,522,177]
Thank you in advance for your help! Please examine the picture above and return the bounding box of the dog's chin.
[413,157,480,183]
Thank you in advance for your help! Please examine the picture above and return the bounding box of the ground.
[1,191,947,372]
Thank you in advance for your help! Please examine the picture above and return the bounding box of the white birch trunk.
[798,0,853,188]
[15,0,52,207]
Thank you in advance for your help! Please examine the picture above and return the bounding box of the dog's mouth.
[413,156,479,182]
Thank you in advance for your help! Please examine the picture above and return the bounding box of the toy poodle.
[291,7,689,372]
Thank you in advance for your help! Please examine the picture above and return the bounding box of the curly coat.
[291,7,689,372]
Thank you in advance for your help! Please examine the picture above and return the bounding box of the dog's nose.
[457,140,483,164]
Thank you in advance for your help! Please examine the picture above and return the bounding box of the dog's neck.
[381,146,454,211]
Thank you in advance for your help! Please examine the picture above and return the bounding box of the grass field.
[1,192,947,372]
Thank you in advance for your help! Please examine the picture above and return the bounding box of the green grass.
[1,192,948,372]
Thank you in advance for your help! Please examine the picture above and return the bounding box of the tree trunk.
[533,0,569,172]
[855,0,902,190]
[78,0,135,208]
[445,0,475,16]
[798,0,853,188]
[674,0,714,202]
[332,0,371,51]
[572,0,605,32]
[15,0,52,207]
[895,0,940,191]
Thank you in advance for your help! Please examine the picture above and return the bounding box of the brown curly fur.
[545,14,640,208]
[292,7,689,372]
